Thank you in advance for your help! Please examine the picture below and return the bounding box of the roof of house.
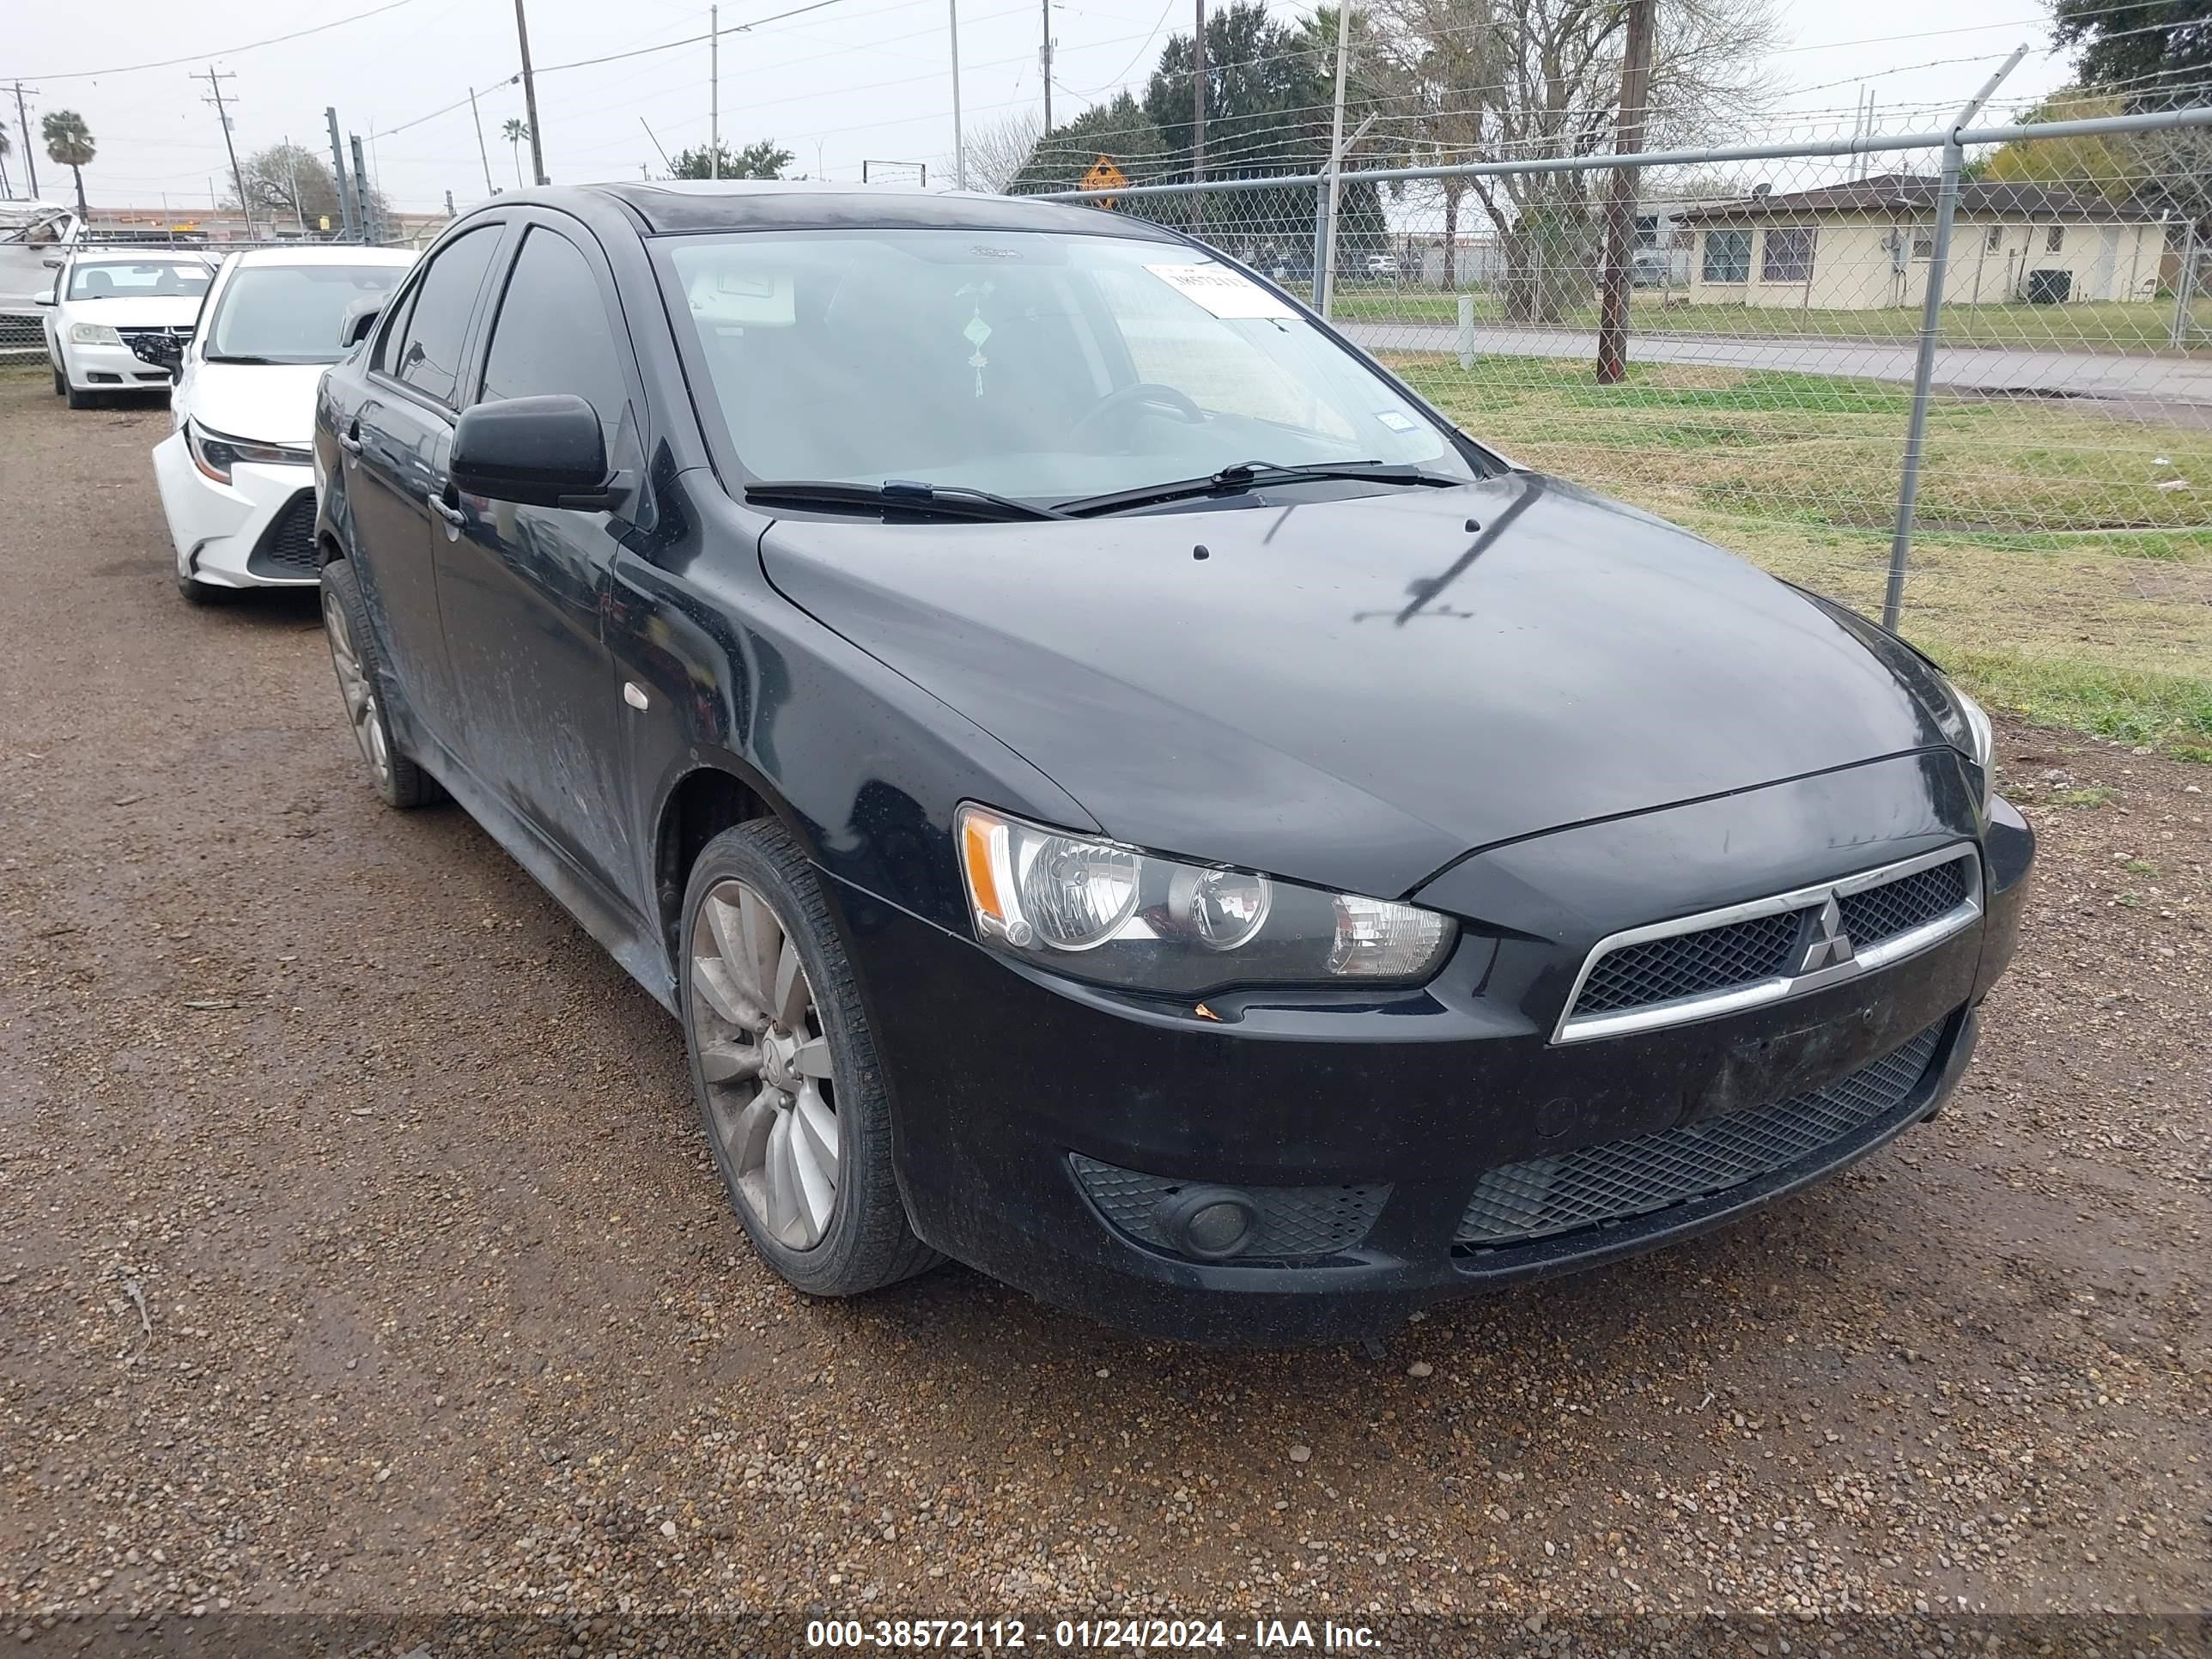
[1680,173,2163,225]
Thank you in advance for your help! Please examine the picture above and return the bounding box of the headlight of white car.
[68,323,122,345]
[187,420,310,485]
[957,804,1456,995]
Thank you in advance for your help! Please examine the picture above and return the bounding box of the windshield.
[68,260,210,301]
[664,228,1476,504]
[205,263,406,364]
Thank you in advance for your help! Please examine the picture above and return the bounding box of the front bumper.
[837,786,2033,1346]
[62,337,173,391]
[154,434,319,589]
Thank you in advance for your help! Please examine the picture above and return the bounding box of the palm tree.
[501,118,531,190]
[42,111,96,219]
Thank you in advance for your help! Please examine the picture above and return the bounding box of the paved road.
[1345,320,2212,404]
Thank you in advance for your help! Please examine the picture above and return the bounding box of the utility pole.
[1190,0,1206,232]
[349,132,376,243]
[710,3,720,180]
[1316,0,1352,311]
[192,67,253,235]
[326,107,359,241]
[11,83,38,198]
[283,135,306,231]
[1040,0,1053,131]
[948,0,966,189]
[469,87,496,197]
[513,0,548,185]
[444,188,455,216]
[1594,0,1654,384]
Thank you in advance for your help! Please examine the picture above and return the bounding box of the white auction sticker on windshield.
[1144,262,1298,319]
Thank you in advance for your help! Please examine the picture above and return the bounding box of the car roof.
[223,244,418,269]
[489,179,1183,241]
[72,247,216,265]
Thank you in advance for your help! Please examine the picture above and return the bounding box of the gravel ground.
[1,377,2207,1655]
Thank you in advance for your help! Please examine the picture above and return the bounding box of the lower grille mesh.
[1455,1020,1946,1252]
[246,490,319,580]
[1071,1155,1389,1262]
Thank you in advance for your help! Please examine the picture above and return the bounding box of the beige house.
[1679,173,2170,310]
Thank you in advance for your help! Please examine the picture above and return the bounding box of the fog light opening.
[1154,1187,1259,1261]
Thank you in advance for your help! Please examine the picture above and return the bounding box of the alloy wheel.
[689,878,841,1249]
[323,587,391,787]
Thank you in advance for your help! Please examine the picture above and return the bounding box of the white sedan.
[40,249,215,406]
[155,246,416,604]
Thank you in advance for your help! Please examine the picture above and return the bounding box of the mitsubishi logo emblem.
[1796,896,1856,976]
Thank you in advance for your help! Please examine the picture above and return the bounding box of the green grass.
[1388,354,2212,757]
[1324,288,2212,355]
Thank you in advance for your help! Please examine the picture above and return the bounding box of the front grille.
[1572,910,1802,1016]
[118,325,187,376]
[1560,849,1980,1037]
[1838,859,1969,945]
[1454,1019,1946,1252]
[246,491,319,580]
[1071,1154,1389,1262]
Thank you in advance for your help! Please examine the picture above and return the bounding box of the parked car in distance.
[0,199,86,351]
[313,183,2032,1345]
[155,246,416,604]
[40,248,214,407]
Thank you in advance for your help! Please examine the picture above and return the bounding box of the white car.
[40,248,215,406]
[155,246,416,604]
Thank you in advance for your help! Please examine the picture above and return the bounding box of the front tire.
[320,558,435,809]
[52,363,64,397]
[64,381,96,410]
[680,820,939,1297]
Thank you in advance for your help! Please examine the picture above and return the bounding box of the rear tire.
[320,558,435,809]
[680,819,941,1298]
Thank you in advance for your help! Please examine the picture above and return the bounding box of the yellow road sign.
[1080,156,1128,208]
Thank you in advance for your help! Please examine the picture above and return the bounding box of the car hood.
[181,360,328,447]
[759,473,1966,900]
[68,296,205,330]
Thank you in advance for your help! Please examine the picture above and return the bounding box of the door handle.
[428,492,466,528]
[337,429,362,456]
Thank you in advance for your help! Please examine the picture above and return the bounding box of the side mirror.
[450,394,614,509]
[40,255,62,269]
[338,295,385,348]
[34,291,56,307]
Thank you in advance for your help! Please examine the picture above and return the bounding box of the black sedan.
[310,182,2032,1345]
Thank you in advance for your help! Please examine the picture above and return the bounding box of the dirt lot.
[1,376,2207,1654]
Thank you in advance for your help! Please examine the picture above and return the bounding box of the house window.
[1633,213,1659,250]
[2046,225,2064,252]
[1701,228,1751,283]
[1985,225,2002,252]
[1762,226,1814,283]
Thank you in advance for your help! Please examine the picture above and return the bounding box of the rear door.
[346,222,509,751]
[434,215,647,915]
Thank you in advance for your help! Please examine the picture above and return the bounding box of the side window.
[385,226,502,406]
[372,282,419,374]
[477,227,630,440]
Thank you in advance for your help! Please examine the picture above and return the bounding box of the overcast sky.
[3,0,2082,216]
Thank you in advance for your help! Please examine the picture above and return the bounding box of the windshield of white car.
[204,264,407,365]
[66,261,211,301]
[664,228,1481,506]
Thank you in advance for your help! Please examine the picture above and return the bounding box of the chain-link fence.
[1045,104,2212,756]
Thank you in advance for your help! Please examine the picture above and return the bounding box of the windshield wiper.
[204,354,283,365]
[1054,459,1467,519]
[744,477,1068,523]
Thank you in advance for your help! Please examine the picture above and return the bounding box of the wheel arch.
[653,760,786,968]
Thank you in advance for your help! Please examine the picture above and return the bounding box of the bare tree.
[1363,0,1781,319]
[965,108,1044,194]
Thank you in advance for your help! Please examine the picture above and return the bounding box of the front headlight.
[957,804,1456,994]
[68,323,121,345]
[187,420,309,484]
[1954,687,1995,806]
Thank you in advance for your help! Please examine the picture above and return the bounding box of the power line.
[9,0,421,82]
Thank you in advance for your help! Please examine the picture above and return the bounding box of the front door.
[434,218,645,915]
[348,222,508,751]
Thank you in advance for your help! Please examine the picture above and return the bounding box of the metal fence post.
[2171,222,2197,350]
[1310,179,1332,317]
[1883,46,2024,632]
[1457,294,1475,368]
